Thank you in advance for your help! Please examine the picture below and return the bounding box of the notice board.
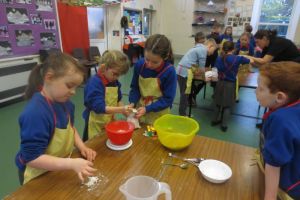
[0,0,61,59]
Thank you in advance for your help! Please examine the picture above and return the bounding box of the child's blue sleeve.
[129,62,142,105]
[117,81,122,102]
[18,107,53,165]
[249,45,254,56]
[263,115,294,166]
[84,77,106,113]
[240,56,250,64]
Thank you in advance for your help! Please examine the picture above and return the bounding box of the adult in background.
[245,29,300,66]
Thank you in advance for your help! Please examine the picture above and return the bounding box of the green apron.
[137,64,172,124]
[88,86,118,139]
[23,98,75,184]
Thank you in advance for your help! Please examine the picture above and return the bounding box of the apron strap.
[219,56,237,80]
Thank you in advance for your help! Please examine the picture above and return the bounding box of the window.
[143,10,151,36]
[258,0,294,37]
[87,7,105,39]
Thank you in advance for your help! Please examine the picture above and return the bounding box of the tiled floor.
[0,62,263,198]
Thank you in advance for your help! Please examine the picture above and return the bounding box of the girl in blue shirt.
[129,34,177,124]
[82,50,131,141]
[256,61,300,200]
[15,52,97,184]
[212,41,253,131]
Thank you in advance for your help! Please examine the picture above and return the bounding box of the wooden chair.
[88,46,101,65]
[72,48,98,76]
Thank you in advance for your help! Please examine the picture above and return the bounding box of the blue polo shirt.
[262,103,300,198]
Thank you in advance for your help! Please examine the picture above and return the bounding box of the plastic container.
[105,120,134,145]
[153,114,199,150]
[119,175,171,200]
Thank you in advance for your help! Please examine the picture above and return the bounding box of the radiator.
[0,55,39,105]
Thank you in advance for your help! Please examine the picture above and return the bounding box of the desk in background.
[5,128,264,200]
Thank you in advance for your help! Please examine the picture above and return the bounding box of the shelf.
[194,10,225,14]
[192,22,224,26]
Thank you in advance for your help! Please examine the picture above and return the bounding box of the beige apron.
[88,86,118,139]
[23,100,75,184]
[233,49,249,101]
[137,65,172,124]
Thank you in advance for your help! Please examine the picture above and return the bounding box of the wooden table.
[238,71,258,89]
[5,129,264,200]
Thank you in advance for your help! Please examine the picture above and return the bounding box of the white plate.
[198,159,232,184]
[106,139,133,151]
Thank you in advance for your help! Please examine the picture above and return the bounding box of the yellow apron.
[235,49,249,101]
[185,68,194,94]
[88,86,118,139]
[137,65,171,125]
[23,109,75,184]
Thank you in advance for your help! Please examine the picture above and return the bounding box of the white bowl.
[198,159,232,184]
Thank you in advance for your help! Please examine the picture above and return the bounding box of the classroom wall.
[160,0,194,56]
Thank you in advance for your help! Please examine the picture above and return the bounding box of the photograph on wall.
[0,0,13,4]
[35,0,53,12]
[40,32,56,48]
[15,30,34,46]
[44,19,56,30]
[16,0,32,4]
[0,41,13,56]
[0,26,9,37]
[30,14,42,25]
[227,21,232,26]
[228,17,232,22]
[233,22,238,27]
[6,7,30,24]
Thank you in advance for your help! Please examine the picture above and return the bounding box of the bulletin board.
[123,9,142,35]
[0,0,61,59]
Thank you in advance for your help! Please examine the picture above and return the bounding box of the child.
[176,33,217,116]
[212,41,253,132]
[255,61,300,200]
[219,26,233,55]
[219,26,233,43]
[234,32,254,57]
[128,34,177,124]
[236,24,256,49]
[15,52,97,185]
[82,50,131,141]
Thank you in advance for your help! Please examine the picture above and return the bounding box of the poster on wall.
[123,9,142,35]
[0,0,60,59]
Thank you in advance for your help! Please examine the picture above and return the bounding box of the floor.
[0,60,263,199]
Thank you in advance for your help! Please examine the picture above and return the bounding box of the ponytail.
[25,64,44,99]
[254,29,277,40]
[221,41,234,60]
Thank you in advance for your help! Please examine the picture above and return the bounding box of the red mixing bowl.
[105,121,134,145]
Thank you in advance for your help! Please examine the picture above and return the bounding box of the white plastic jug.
[119,175,172,200]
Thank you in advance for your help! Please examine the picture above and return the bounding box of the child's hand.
[123,104,135,116]
[135,107,146,118]
[80,146,97,162]
[71,158,97,183]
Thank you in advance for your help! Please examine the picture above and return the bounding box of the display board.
[0,0,60,59]
[123,9,142,35]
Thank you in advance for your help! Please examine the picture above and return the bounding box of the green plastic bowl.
[153,114,200,150]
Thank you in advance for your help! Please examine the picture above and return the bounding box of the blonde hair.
[205,38,217,49]
[100,50,130,75]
